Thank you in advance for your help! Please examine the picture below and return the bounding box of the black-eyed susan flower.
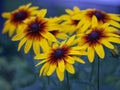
[2,3,39,37]
[60,7,81,35]
[34,36,86,81]
[12,9,59,55]
[77,17,120,62]
[73,9,120,34]
[48,17,68,40]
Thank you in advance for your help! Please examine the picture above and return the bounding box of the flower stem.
[66,71,70,90]
[97,57,100,90]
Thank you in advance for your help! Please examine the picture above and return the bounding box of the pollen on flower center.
[53,49,65,59]
[30,23,41,32]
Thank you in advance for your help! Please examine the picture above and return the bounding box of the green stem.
[66,71,70,90]
[97,57,100,90]
[88,61,95,90]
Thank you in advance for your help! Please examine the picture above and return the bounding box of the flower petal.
[18,37,27,51]
[58,60,65,72]
[47,64,56,76]
[33,41,40,55]
[87,47,95,63]
[65,63,75,74]
[94,44,105,59]
[56,67,64,81]
[24,39,33,54]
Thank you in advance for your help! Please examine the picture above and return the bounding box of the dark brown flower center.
[30,23,41,32]
[13,11,28,22]
[53,49,65,59]
[88,31,100,40]
[94,11,104,21]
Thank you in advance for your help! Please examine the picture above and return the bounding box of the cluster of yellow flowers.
[2,3,120,81]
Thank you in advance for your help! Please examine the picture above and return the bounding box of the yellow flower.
[12,9,59,55]
[34,36,86,81]
[73,9,120,34]
[2,3,39,37]
[77,17,120,63]
[48,17,68,40]
[60,7,81,35]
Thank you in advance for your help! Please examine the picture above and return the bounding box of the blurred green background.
[0,0,120,90]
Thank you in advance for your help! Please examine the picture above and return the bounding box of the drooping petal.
[39,62,48,76]
[65,63,75,74]
[47,64,56,76]
[94,44,105,59]
[65,56,75,64]
[33,41,40,55]
[24,39,33,54]
[87,47,95,63]
[101,39,114,49]
[18,37,27,51]
[56,67,64,81]
[58,60,65,72]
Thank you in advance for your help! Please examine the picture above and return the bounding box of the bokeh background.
[0,0,120,90]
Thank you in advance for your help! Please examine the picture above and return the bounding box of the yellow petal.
[9,25,16,37]
[36,60,47,66]
[2,12,11,18]
[47,64,56,76]
[2,23,10,34]
[39,63,48,76]
[34,53,47,60]
[53,43,59,49]
[37,9,47,18]
[65,9,73,15]
[40,38,50,52]
[65,56,75,64]
[33,41,40,55]
[108,37,120,44]
[56,67,64,81]
[80,21,91,32]
[58,60,65,72]
[101,39,114,49]
[18,37,27,51]
[69,50,87,55]
[92,15,98,28]
[73,56,85,64]
[109,20,120,28]
[24,39,33,54]
[56,33,68,40]
[74,6,81,12]
[66,35,75,46]
[87,47,94,63]
[65,63,75,74]
[41,32,57,42]
[109,14,120,21]
[12,33,25,41]
[94,44,105,59]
